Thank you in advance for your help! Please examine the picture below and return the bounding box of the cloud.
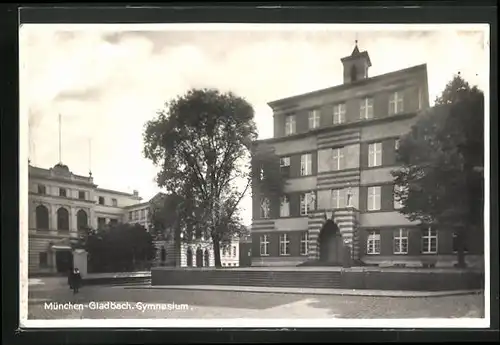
[55,86,104,102]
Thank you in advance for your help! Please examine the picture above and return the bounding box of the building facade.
[28,163,144,275]
[251,44,483,268]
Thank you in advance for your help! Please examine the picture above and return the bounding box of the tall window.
[280,195,290,217]
[360,97,374,119]
[233,246,237,257]
[59,188,67,197]
[112,198,118,207]
[279,233,290,256]
[285,115,296,136]
[394,184,404,210]
[300,192,316,216]
[331,189,345,209]
[97,217,106,229]
[35,205,49,230]
[37,184,46,195]
[98,196,105,205]
[300,231,309,256]
[367,186,381,211]
[422,227,438,254]
[308,109,320,129]
[280,157,290,177]
[260,235,269,256]
[57,207,69,231]
[260,197,270,218]
[300,153,312,176]
[394,229,409,254]
[389,91,404,115]
[134,210,139,220]
[76,209,88,231]
[367,230,381,254]
[332,147,344,171]
[78,191,85,200]
[368,142,382,167]
[333,103,346,124]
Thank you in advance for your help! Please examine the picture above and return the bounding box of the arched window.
[196,248,203,267]
[76,209,88,231]
[36,205,49,230]
[186,247,193,267]
[350,65,357,82]
[57,207,69,231]
[204,249,210,267]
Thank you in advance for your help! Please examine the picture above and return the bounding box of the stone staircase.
[151,269,342,289]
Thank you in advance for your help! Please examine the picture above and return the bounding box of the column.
[70,207,77,233]
[89,207,97,229]
[50,204,57,230]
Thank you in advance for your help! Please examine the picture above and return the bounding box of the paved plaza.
[27,278,484,320]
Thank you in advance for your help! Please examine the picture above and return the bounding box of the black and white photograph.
[20,23,490,328]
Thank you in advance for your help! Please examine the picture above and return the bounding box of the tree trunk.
[212,236,222,268]
[456,226,467,268]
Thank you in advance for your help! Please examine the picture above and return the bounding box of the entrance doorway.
[55,250,73,273]
[318,220,343,265]
[196,248,203,267]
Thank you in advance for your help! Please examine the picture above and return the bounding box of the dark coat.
[68,271,82,289]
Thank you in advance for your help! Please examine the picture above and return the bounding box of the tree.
[144,89,285,267]
[392,74,484,268]
[79,223,156,272]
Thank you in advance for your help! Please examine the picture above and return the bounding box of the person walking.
[69,268,82,294]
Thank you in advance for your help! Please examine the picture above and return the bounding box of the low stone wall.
[339,268,484,291]
[151,267,484,291]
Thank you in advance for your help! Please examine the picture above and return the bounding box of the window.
[422,227,438,254]
[98,196,105,205]
[280,195,290,217]
[333,103,346,124]
[279,233,290,256]
[300,153,312,176]
[300,192,316,216]
[140,209,146,219]
[331,189,345,209]
[260,197,270,219]
[78,191,85,200]
[394,229,409,254]
[222,247,227,257]
[39,252,48,267]
[368,142,382,167]
[367,186,381,211]
[389,91,404,115]
[285,115,296,136]
[394,184,405,210]
[367,230,381,254]
[112,198,118,207]
[300,232,309,256]
[37,184,46,195]
[97,217,106,229]
[280,157,290,177]
[76,209,88,230]
[260,235,269,256]
[308,109,320,129]
[452,232,468,253]
[332,147,344,171]
[57,207,69,230]
[109,219,118,226]
[233,246,237,257]
[134,210,139,220]
[360,97,374,119]
[35,205,49,230]
[129,212,133,221]
[59,188,67,197]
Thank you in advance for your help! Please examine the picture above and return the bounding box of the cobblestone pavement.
[27,284,485,320]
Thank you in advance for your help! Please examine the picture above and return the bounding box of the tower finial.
[88,137,92,177]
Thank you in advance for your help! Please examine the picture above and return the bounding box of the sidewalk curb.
[123,285,483,298]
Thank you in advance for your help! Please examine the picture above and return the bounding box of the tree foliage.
[392,74,484,267]
[79,223,156,273]
[143,89,285,267]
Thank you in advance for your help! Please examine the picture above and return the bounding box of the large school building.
[250,43,483,268]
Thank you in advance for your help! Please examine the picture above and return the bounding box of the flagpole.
[58,113,62,164]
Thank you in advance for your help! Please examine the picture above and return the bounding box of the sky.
[20,24,489,226]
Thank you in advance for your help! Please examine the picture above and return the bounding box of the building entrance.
[318,220,344,265]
